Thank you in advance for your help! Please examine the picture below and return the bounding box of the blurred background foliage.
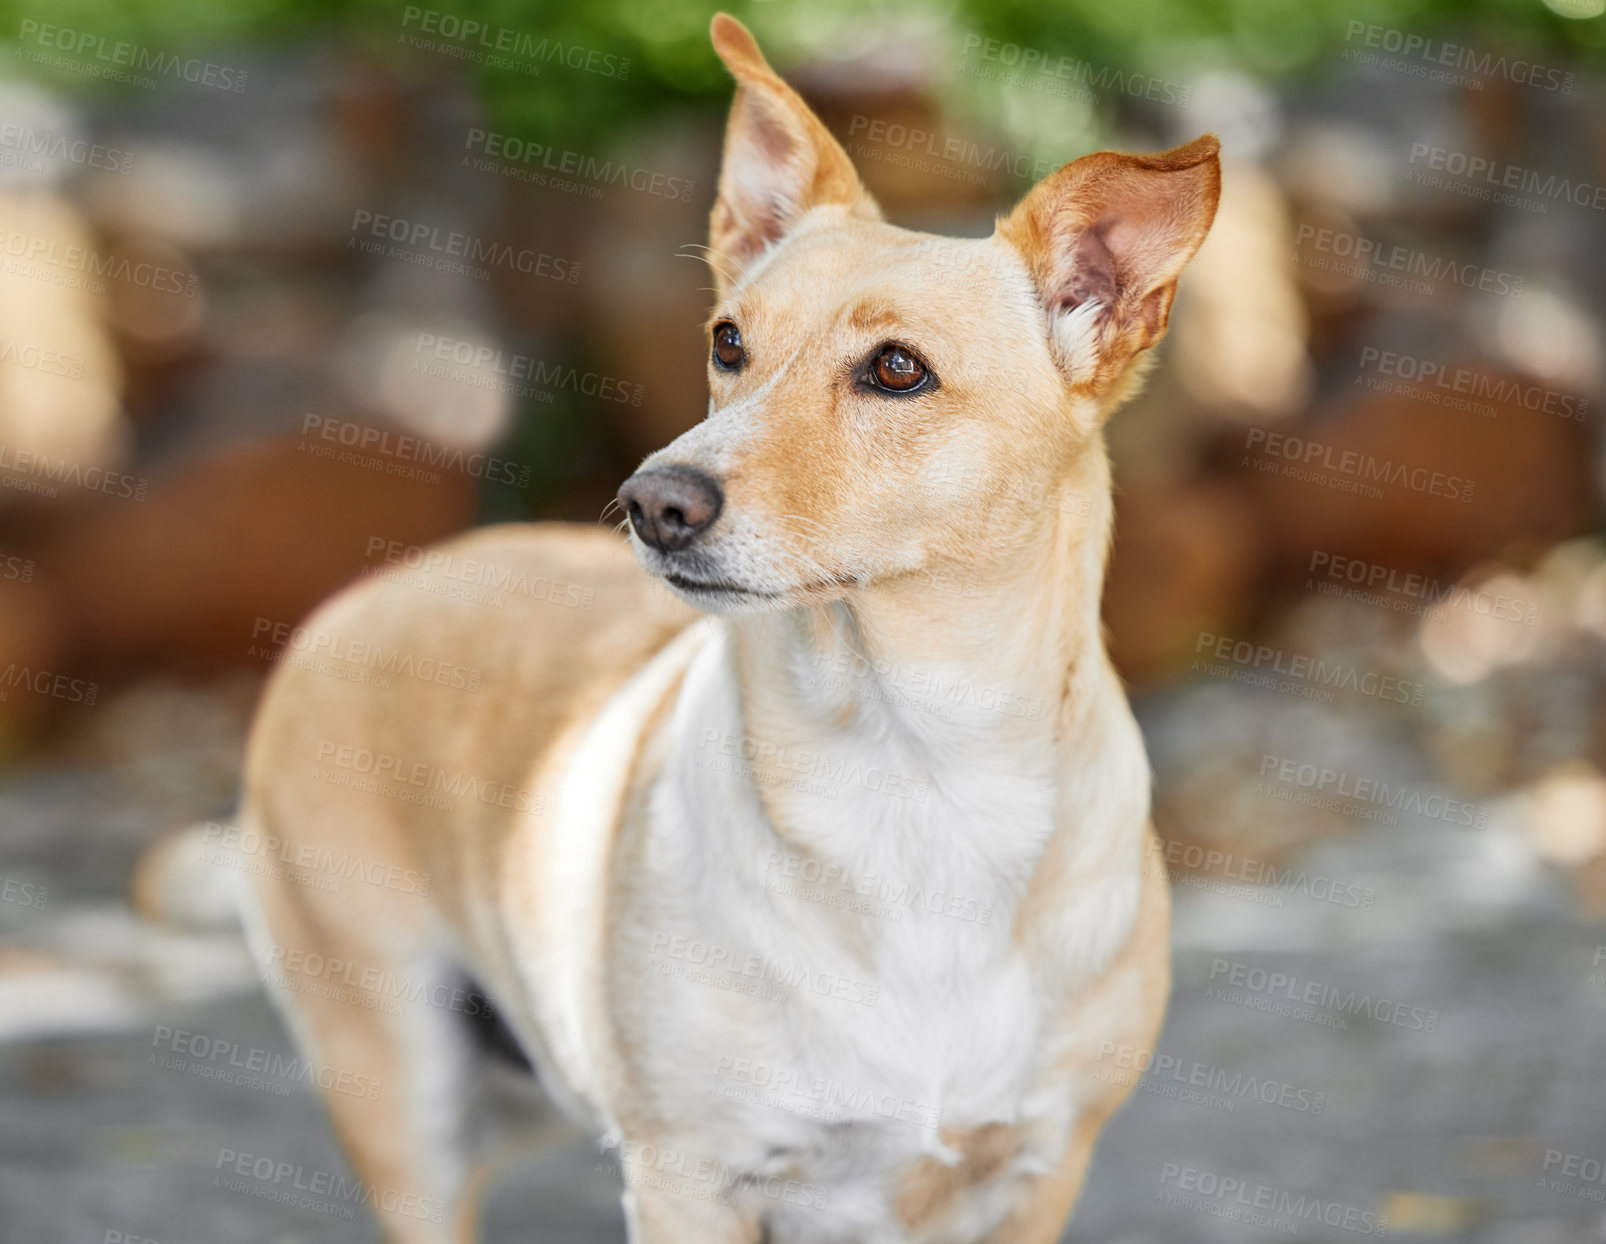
[3,0,1604,158]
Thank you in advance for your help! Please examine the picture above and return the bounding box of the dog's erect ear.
[999,135,1220,393]
[707,14,879,295]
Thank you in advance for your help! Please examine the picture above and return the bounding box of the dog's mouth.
[660,570,781,600]
[650,557,858,611]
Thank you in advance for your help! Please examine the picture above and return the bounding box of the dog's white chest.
[828,935,1045,1143]
[693,911,1052,1242]
[627,632,1068,1234]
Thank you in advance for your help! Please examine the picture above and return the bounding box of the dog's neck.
[699,450,1137,895]
[735,452,1113,749]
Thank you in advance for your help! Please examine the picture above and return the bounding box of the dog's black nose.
[618,466,724,553]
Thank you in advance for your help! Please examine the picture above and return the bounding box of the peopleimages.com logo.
[1097,1043,1328,1115]
[0,661,98,707]
[262,944,495,1020]
[1353,345,1588,422]
[957,31,1192,107]
[648,930,880,1008]
[1193,631,1426,706]
[1542,1148,1606,1201]
[0,226,198,298]
[1342,20,1573,94]
[249,615,483,692]
[1157,1163,1389,1236]
[15,20,248,92]
[709,1053,943,1130]
[1243,427,1475,504]
[411,333,644,408]
[1407,143,1606,215]
[348,211,580,284]
[399,7,630,79]
[1255,754,1490,830]
[0,123,134,174]
[213,1147,444,1223]
[699,728,929,804]
[150,1024,383,1100]
[845,115,1056,186]
[759,848,992,925]
[312,740,542,815]
[1147,835,1378,908]
[0,444,149,502]
[462,129,693,203]
[299,414,532,489]
[1207,959,1440,1034]
[1293,223,1525,300]
[595,1134,829,1211]
[199,817,433,895]
[0,337,87,380]
[1307,549,1540,626]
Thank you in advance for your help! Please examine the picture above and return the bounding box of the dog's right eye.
[712,321,745,371]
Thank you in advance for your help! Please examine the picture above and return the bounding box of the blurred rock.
[1105,477,1267,686]
[1245,370,1595,572]
[0,190,126,491]
[1169,162,1313,421]
[32,431,476,671]
[0,575,68,751]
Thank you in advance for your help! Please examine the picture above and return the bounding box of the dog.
[193,15,1218,1242]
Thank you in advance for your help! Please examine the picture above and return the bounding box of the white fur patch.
[602,617,1118,1239]
[516,625,710,1120]
[1049,299,1104,382]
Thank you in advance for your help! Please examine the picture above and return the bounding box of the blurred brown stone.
[1244,370,1595,574]
[0,575,69,750]
[1104,477,1267,686]
[31,430,476,674]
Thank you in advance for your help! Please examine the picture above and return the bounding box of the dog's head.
[619,14,1220,615]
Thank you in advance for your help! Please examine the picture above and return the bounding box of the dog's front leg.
[622,1177,765,1244]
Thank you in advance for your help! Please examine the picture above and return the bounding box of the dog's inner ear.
[708,15,879,293]
[1000,135,1221,390]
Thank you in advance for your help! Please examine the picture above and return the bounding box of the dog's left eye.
[712,321,745,371]
[864,343,931,394]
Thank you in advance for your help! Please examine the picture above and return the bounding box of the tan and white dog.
[198,15,1219,1243]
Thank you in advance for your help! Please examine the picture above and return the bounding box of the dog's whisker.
[676,242,740,288]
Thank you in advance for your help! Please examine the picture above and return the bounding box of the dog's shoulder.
[242,520,701,838]
[292,521,698,681]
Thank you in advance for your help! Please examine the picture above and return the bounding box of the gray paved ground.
[2,677,1604,1243]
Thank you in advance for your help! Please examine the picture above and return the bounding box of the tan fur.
[184,16,1221,1243]
[233,525,697,1241]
